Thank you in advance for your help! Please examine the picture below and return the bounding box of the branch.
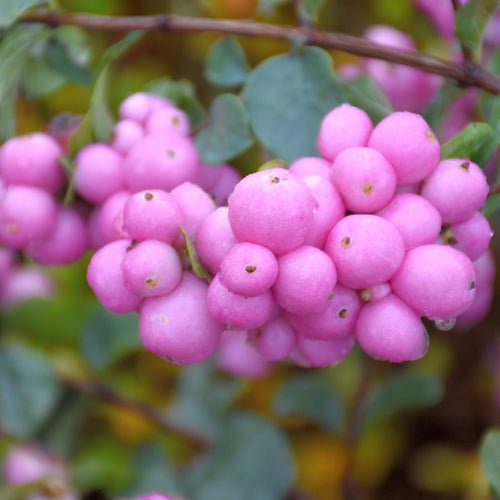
[60,375,209,451]
[21,10,500,95]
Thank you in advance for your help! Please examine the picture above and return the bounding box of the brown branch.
[20,10,500,94]
[60,375,210,451]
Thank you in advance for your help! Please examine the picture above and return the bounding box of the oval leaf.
[205,36,250,88]
[0,0,40,28]
[0,343,61,438]
[361,371,444,428]
[195,93,254,164]
[480,429,500,498]
[243,46,344,163]
[441,122,493,160]
[185,413,294,500]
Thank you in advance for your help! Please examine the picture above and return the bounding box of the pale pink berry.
[139,271,222,364]
[87,239,142,314]
[228,168,316,254]
[119,92,173,124]
[391,244,476,320]
[368,111,441,185]
[196,163,242,206]
[73,143,125,204]
[317,104,373,161]
[420,159,489,223]
[0,133,65,194]
[331,146,397,213]
[121,240,182,297]
[95,190,132,244]
[325,214,405,289]
[288,157,332,179]
[111,119,145,155]
[359,283,392,303]
[195,207,238,275]
[292,334,355,367]
[219,242,278,297]
[252,316,296,361]
[273,246,337,314]
[356,294,429,362]
[145,106,191,136]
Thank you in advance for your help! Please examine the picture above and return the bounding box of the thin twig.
[451,0,475,67]
[20,10,500,94]
[60,375,209,451]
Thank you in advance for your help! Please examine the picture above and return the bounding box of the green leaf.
[180,226,211,279]
[205,36,250,88]
[361,371,444,428]
[20,55,68,98]
[167,360,244,441]
[441,122,493,160]
[243,46,344,163]
[273,373,345,432]
[79,304,141,372]
[455,0,500,53]
[120,442,186,498]
[195,93,254,164]
[481,193,500,218]
[342,74,392,123]
[0,483,45,500]
[0,343,61,439]
[46,38,94,85]
[0,0,41,28]
[96,30,143,74]
[473,96,500,167]
[480,429,500,498]
[185,413,294,500]
[143,78,206,128]
[0,82,17,140]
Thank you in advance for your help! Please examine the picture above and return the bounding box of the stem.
[21,10,500,94]
[340,357,375,500]
[60,375,209,451]
[450,0,475,67]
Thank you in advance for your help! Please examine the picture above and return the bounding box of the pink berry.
[119,92,173,124]
[95,190,132,244]
[218,329,272,378]
[195,207,238,275]
[420,159,489,223]
[317,104,373,161]
[0,185,58,249]
[73,143,125,204]
[123,132,199,192]
[355,294,429,362]
[368,111,441,185]
[0,133,65,194]
[325,214,405,289]
[121,240,182,297]
[219,242,278,297]
[376,193,442,249]
[139,271,222,364]
[292,334,355,367]
[207,273,274,329]
[111,119,145,155]
[331,146,397,213]
[273,246,337,314]
[391,244,476,320]
[228,168,316,254]
[87,239,142,314]
[288,157,332,179]
[252,316,296,361]
[145,106,191,136]
[287,283,361,340]
[196,163,242,206]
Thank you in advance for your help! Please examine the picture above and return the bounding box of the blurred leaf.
[143,78,206,128]
[167,360,244,441]
[473,96,500,167]
[0,0,40,27]
[341,74,392,123]
[244,46,344,163]
[480,429,500,498]
[180,226,211,279]
[258,0,291,13]
[481,193,500,217]
[51,25,92,67]
[273,373,345,432]
[72,438,133,494]
[20,55,68,97]
[79,304,141,372]
[423,83,463,134]
[185,413,294,500]
[68,31,143,157]
[299,0,325,23]
[195,93,254,164]
[441,122,492,160]
[40,392,88,459]
[0,483,44,500]
[0,26,47,138]
[361,371,444,427]
[0,343,61,439]
[455,0,500,53]
[120,442,186,498]
[46,38,94,85]
[205,36,250,88]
